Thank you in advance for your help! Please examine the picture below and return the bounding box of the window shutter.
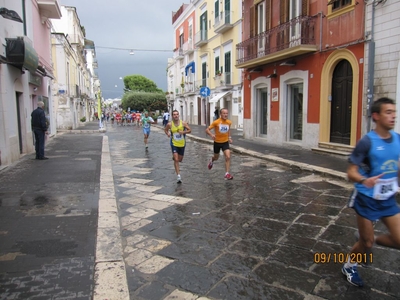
[266,0,271,30]
[302,0,309,16]
[250,5,255,38]
[280,0,289,24]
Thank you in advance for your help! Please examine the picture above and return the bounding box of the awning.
[6,37,39,73]
[209,91,231,103]
[185,61,195,76]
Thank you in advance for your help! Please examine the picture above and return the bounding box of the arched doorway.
[330,60,353,145]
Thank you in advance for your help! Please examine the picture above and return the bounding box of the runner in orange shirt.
[205,108,233,180]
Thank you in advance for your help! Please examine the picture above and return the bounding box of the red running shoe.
[224,173,233,180]
[208,159,213,170]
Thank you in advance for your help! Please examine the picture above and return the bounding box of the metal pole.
[366,1,376,132]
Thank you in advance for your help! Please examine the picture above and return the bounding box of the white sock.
[344,255,357,268]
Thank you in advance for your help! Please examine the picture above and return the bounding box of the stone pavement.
[0,121,399,300]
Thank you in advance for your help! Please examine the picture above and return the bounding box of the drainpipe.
[366,0,376,132]
[21,0,26,35]
[319,11,323,52]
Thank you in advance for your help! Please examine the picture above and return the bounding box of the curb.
[185,133,348,182]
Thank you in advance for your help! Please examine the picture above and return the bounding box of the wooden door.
[330,60,352,145]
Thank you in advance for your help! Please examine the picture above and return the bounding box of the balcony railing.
[236,15,317,67]
[182,39,194,54]
[214,11,233,34]
[173,48,184,60]
[194,30,208,47]
[213,72,233,87]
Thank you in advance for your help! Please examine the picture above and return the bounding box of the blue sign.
[200,86,210,97]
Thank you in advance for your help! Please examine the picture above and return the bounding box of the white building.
[51,5,97,129]
[364,0,400,132]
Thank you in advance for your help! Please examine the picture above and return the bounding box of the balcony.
[37,0,62,19]
[236,15,318,69]
[213,72,233,89]
[182,39,194,55]
[194,30,208,47]
[214,11,233,34]
[67,34,84,45]
[173,48,184,60]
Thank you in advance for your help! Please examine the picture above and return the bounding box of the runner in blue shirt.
[342,97,400,287]
[141,112,156,150]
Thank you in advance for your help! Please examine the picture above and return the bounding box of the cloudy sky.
[60,0,186,99]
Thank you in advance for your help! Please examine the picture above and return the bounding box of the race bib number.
[173,133,183,140]
[373,177,398,200]
[144,122,150,128]
[219,124,229,133]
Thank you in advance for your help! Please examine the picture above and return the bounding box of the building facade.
[0,0,61,167]
[237,0,366,152]
[168,0,243,128]
[363,0,400,133]
[51,5,96,130]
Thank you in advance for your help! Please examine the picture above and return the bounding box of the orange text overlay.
[313,252,373,264]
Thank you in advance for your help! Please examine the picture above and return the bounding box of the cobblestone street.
[107,124,400,300]
[0,122,399,299]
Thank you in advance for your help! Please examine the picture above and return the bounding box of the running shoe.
[208,159,213,170]
[224,173,233,180]
[177,175,182,183]
[341,265,363,287]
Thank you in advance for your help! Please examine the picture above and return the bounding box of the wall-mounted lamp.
[129,50,134,55]
[280,60,296,66]
[266,69,277,78]
[249,67,263,73]
[0,7,23,23]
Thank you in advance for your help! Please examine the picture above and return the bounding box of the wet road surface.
[107,124,400,300]
[0,121,399,300]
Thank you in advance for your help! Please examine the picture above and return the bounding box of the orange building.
[236,0,365,153]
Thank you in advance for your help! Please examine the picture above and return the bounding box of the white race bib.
[144,122,150,128]
[173,133,183,140]
[373,177,398,200]
[219,124,229,133]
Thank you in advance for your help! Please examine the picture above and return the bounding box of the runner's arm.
[182,122,191,134]
[164,123,171,137]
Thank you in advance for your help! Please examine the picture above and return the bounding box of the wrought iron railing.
[236,15,317,65]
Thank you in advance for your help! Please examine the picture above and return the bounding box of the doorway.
[287,83,303,140]
[257,88,268,137]
[330,60,352,144]
[16,92,23,154]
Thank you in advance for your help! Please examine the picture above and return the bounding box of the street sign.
[200,86,210,97]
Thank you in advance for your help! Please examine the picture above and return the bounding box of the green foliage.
[80,116,86,122]
[121,91,167,112]
[123,75,163,93]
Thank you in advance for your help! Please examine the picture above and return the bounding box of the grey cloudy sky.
[60,0,186,99]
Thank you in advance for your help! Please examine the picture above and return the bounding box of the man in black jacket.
[31,101,48,160]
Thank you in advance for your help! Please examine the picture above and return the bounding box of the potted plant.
[216,70,222,76]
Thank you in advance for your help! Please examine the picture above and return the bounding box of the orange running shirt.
[208,118,231,143]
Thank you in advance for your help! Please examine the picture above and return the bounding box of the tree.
[121,91,167,113]
[123,75,163,93]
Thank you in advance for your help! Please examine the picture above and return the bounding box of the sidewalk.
[155,123,349,182]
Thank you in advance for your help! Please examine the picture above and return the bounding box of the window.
[327,0,354,18]
[328,0,351,11]
[179,33,184,48]
[215,56,220,76]
[224,51,231,84]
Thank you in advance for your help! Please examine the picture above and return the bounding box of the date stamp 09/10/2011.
[313,252,373,264]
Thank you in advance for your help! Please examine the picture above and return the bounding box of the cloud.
[59,0,185,98]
